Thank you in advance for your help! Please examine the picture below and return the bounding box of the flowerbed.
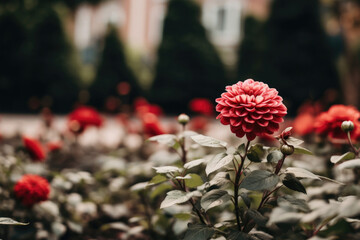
[0,80,360,240]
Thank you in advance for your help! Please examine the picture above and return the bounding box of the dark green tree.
[0,12,30,112]
[29,7,81,113]
[263,0,339,115]
[89,25,142,111]
[237,16,267,82]
[151,0,227,113]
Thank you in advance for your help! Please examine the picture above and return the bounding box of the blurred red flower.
[189,98,214,116]
[134,98,163,117]
[47,141,63,152]
[216,79,287,141]
[142,113,166,137]
[14,174,50,206]
[68,106,103,134]
[23,137,46,162]
[314,105,360,140]
[189,116,209,133]
[293,113,315,136]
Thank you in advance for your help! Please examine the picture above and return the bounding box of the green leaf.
[286,137,304,146]
[148,174,167,186]
[282,173,306,194]
[228,230,250,240]
[183,223,215,240]
[148,134,177,147]
[191,134,227,148]
[240,170,279,191]
[331,152,356,164]
[185,173,204,188]
[247,144,265,162]
[130,182,148,191]
[317,218,353,238]
[150,183,172,199]
[175,175,192,180]
[205,153,233,176]
[0,217,28,225]
[293,146,313,155]
[209,172,230,187]
[236,143,246,156]
[267,150,284,163]
[184,159,205,169]
[174,213,192,221]
[337,159,360,170]
[278,195,310,212]
[153,166,181,174]
[317,176,344,185]
[160,190,190,209]
[268,208,304,224]
[285,167,321,180]
[240,192,251,209]
[200,189,231,212]
[246,209,267,227]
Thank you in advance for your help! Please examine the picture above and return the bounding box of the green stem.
[346,132,360,183]
[177,124,209,225]
[347,132,359,157]
[180,125,187,164]
[233,141,251,230]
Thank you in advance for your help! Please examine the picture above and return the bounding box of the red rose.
[23,137,46,162]
[14,175,50,206]
[314,105,360,140]
[189,98,214,116]
[68,106,103,134]
[216,79,287,141]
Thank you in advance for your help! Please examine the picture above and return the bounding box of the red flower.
[134,98,163,117]
[216,79,287,141]
[314,105,360,140]
[68,106,103,134]
[14,175,50,206]
[293,113,315,136]
[46,141,62,152]
[189,116,209,133]
[23,137,46,162]
[142,113,166,137]
[189,98,214,116]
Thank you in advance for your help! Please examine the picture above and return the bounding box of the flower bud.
[178,113,190,125]
[341,121,354,132]
[280,144,294,156]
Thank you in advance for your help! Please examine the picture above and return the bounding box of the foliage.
[151,0,227,114]
[0,4,81,113]
[89,25,143,111]
[146,121,340,239]
[237,16,267,82]
[237,0,340,115]
[264,0,340,115]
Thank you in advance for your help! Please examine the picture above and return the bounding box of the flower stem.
[346,132,359,157]
[274,155,286,175]
[177,124,209,225]
[233,141,251,230]
[181,125,187,164]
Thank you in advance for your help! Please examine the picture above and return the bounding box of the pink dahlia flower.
[216,79,287,141]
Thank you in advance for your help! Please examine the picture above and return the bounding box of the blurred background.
[0,0,359,116]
